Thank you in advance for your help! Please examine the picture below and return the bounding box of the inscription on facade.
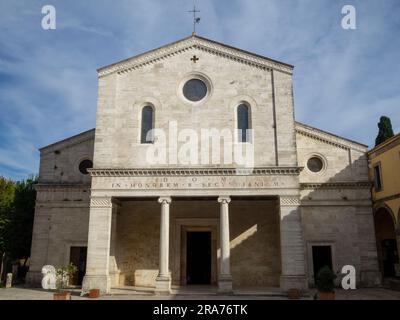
[94,175,294,190]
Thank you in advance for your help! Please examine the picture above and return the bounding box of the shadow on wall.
[299,152,382,288]
[229,198,281,288]
[115,200,160,287]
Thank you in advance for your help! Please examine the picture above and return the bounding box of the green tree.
[0,175,37,282]
[0,177,16,281]
[6,176,37,263]
[375,116,394,146]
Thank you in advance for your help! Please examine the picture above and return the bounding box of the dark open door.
[186,232,211,285]
[69,246,87,286]
[312,245,333,283]
[381,239,399,277]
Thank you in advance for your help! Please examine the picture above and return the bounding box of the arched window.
[237,104,250,142]
[141,106,154,144]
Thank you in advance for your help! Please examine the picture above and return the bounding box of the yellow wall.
[368,134,400,225]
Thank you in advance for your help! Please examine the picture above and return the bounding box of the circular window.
[182,79,208,102]
[79,159,93,175]
[307,157,324,173]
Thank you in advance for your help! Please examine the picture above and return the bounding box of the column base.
[280,275,308,293]
[82,274,111,295]
[155,275,171,295]
[218,275,233,294]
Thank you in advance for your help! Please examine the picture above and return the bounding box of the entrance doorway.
[186,231,211,285]
[312,245,333,283]
[374,207,399,278]
[69,246,87,286]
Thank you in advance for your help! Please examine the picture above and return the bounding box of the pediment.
[98,34,294,77]
[295,122,367,152]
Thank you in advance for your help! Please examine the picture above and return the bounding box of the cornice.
[89,167,302,177]
[368,133,400,157]
[295,122,367,152]
[35,183,90,191]
[98,36,293,78]
[300,182,372,190]
[39,129,95,153]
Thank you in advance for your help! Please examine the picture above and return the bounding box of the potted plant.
[315,266,337,300]
[53,263,78,300]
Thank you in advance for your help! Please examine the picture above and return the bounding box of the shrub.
[316,266,337,292]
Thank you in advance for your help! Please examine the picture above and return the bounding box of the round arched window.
[79,159,93,175]
[307,157,324,173]
[183,79,207,102]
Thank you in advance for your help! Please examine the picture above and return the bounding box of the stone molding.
[35,183,90,191]
[90,197,112,208]
[98,36,293,78]
[300,182,372,190]
[89,167,302,177]
[39,129,95,153]
[295,122,367,152]
[280,196,301,206]
[301,200,372,207]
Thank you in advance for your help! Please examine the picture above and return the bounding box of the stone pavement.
[0,286,400,300]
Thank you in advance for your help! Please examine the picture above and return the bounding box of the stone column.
[279,196,307,292]
[109,200,120,286]
[155,196,172,294]
[218,196,233,293]
[82,196,114,295]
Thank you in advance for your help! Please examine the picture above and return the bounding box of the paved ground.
[1,286,400,300]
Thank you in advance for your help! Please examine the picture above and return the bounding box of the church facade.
[26,35,381,294]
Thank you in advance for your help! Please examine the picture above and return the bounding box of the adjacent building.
[368,133,400,279]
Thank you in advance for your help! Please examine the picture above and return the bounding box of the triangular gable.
[98,34,294,77]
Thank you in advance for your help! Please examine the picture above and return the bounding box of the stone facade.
[26,35,381,294]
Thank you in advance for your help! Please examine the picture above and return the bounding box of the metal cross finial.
[188,5,201,34]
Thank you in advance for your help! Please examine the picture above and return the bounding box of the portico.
[81,168,307,295]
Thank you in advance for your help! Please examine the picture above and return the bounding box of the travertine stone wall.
[27,199,90,284]
[116,200,160,287]
[27,131,93,285]
[94,47,296,169]
[229,200,281,287]
[296,127,381,286]
[39,130,94,184]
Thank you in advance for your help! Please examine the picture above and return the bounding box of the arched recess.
[373,204,399,278]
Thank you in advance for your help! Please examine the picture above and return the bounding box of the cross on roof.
[190,55,199,63]
[188,5,201,34]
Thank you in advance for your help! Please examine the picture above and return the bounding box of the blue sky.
[0,0,399,180]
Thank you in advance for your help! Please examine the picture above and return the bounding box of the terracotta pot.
[53,292,71,300]
[287,288,301,299]
[89,289,100,298]
[317,291,335,300]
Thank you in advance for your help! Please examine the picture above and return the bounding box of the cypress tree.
[375,116,394,146]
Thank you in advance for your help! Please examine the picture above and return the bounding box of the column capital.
[90,196,113,208]
[279,196,300,207]
[158,196,172,204]
[218,196,231,204]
